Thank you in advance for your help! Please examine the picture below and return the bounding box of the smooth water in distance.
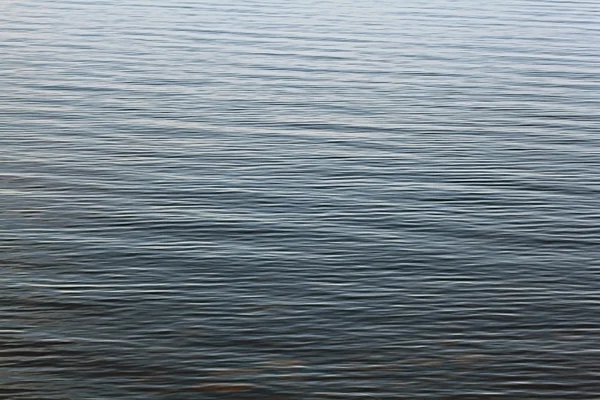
[2,0,600,398]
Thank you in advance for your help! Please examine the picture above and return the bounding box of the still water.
[1,0,600,398]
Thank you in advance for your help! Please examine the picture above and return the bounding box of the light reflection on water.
[1,0,600,398]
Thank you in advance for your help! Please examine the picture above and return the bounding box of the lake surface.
[1,0,600,398]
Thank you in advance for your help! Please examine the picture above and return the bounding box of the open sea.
[1,0,600,398]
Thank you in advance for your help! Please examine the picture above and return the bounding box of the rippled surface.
[2,0,600,398]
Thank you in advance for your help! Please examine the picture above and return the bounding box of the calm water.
[2,0,600,398]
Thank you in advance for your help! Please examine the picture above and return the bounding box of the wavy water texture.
[1,0,600,398]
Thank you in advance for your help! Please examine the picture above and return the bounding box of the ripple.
[2,0,600,398]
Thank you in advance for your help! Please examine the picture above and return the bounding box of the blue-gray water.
[1,0,600,398]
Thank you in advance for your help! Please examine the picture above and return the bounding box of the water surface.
[1,0,600,398]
